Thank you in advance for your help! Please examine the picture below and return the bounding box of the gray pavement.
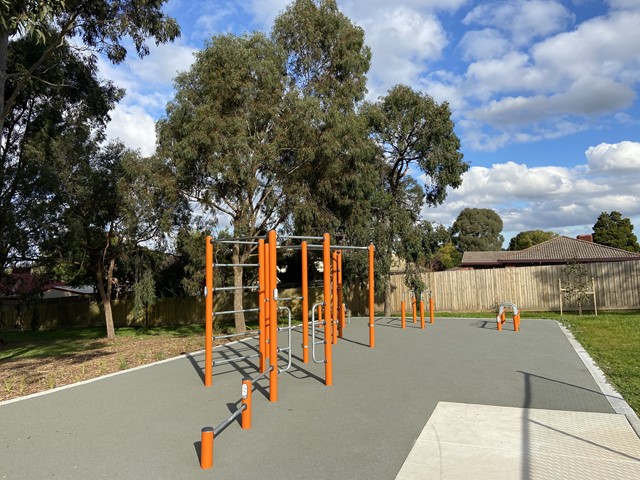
[0,317,624,479]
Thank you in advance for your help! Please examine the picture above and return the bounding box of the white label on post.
[242,383,248,400]
[273,288,279,300]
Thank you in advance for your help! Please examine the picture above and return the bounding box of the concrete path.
[0,317,635,479]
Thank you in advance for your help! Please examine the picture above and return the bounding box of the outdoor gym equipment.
[420,290,435,326]
[204,232,376,391]
[497,302,520,332]
[400,291,417,328]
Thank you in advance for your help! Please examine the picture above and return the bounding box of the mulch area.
[0,336,212,402]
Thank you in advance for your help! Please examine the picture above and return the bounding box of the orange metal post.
[258,239,266,372]
[497,315,502,331]
[412,295,417,323]
[401,300,406,329]
[241,378,252,429]
[301,241,309,363]
[264,244,271,362]
[514,313,520,332]
[429,297,435,324]
[337,250,345,337]
[200,427,214,469]
[205,237,213,387]
[318,304,322,328]
[332,250,338,343]
[323,233,333,386]
[268,230,278,402]
[368,243,375,348]
[420,300,425,329]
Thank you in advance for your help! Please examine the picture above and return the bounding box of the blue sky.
[101,0,640,246]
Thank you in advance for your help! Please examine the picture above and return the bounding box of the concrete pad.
[396,402,640,480]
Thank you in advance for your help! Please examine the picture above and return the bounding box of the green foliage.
[0,0,66,42]
[508,230,557,250]
[561,260,594,315]
[432,242,462,270]
[451,208,504,252]
[592,211,639,252]
[132,271,156,325]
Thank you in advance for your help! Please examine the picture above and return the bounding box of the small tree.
[451,208,504,252]
[560,260,596,316]
[592,211,639,252]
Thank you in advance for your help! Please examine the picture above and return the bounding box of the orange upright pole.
[264,243,271,362]
[301,241,309,363]
[401,300,406,329]
[205,236,213,387]
[412,295,417,323]
[337,250,344,337]
[200,427,214,469]
[258,239,266,372]
[323,233,333,386]
[241,378,252,429]
[420,300,425,329]
[268,230,278,402]
[332,250,338,343]
[429,296,435,324]
[368,243,375,348]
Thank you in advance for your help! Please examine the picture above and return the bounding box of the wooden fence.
[2,261,639,330]
[383,261,640,313]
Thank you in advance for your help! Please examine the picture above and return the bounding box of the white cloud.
[586,141,640,172]
[458,28,510,61]
[463,0,574,46]
[124,40,196,87]
[105,105,157,156]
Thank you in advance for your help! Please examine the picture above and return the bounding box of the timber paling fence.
[1,261,639,330]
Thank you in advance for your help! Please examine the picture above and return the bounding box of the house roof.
[460,236,640,267]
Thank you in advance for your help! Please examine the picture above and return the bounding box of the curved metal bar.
[277,306,293,373]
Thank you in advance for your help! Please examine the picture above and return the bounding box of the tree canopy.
[592,211,639,252]
[451,208,504,252]
[508,230,557,251]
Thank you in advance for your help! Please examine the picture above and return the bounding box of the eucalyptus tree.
[362,84,468,314]
[451,208,504,252]
[508,230,557,251]
[1,0,179,269]
[592,211,639,252]
[44,144,185,339]
[157,32,288,332]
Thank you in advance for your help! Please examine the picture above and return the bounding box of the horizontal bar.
[277,296,303,301]
[213,330,260,340]
[213,352,261,366]
[279,235,324,241]
[249,365,274,384]
[213,285,259,292]
[214,263,259,267]
[213,308,260,316]
[332,245,370,251]
[212,239,261,245]
[214,404,246,436]
[211,235,265,243]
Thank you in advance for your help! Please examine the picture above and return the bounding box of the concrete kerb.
[557,321,640,437]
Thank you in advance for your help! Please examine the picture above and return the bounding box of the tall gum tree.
[362,84,468,315]
[157,33,288,333]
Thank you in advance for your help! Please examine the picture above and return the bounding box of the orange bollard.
[401,300,406,329]
[514,313,520,332]
[200,427,214,469]
[420,300,425,329]
[412,296,417,323]
[241,379,252,429]
[429,297,435,324]
[497,317,502,331]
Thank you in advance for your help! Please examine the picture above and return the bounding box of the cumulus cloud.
[463,0,574,46]
[458,29,510,61]
[586,141,640,172]
[105,105,157,156]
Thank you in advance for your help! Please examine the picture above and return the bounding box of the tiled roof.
[460,251,513,265]
[507,236,640,262]
[460,236,640,267]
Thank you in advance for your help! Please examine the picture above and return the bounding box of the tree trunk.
[384,276,392,317]
[96,259,116,340]
[232,244,247,333]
